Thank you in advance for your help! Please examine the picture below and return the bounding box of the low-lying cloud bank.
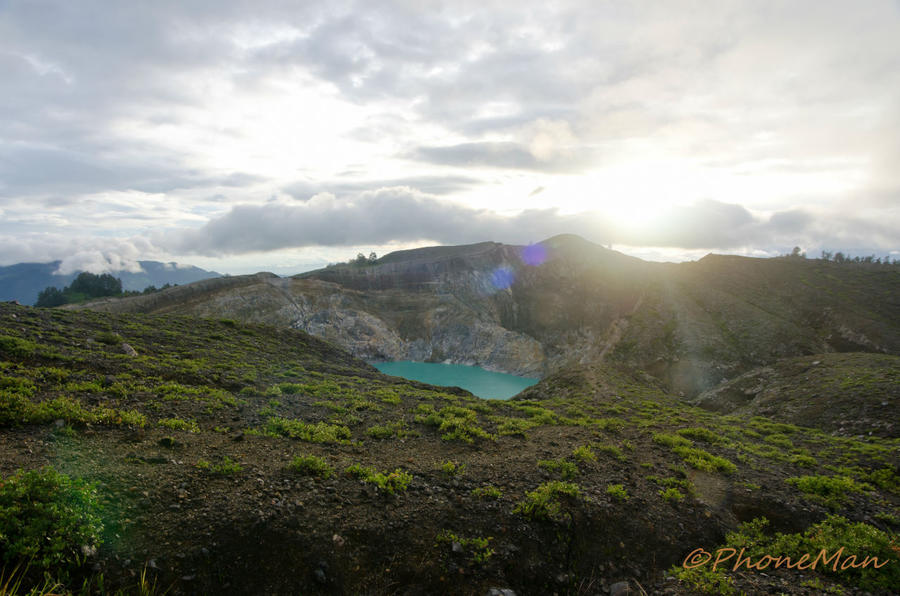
[3,189,896,274]
[168,188,898,256]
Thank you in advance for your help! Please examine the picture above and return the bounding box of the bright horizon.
[2,1,899,276]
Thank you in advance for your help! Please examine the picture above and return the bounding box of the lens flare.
[491,267,515,289]
[521,243,547,266]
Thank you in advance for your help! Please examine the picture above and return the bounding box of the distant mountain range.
[0,260,221,305]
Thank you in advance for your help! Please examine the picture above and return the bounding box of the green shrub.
[288,455,334,479]
[786,475,867,509]
[673,446,737,475]
[572,445,596,463]
[472,485,502,499]
[595,417,626,433]
[865,467,898,493]
[0,336,37,359]
[606,484,629,502]
[439,461,466,477]
[677,427,723,444]
[0,467,103,577]
[158,417,200,433]
[195,457,242,475]
[435,530,494,564]
[416,405,492,443]
[704,516,899,592]
[372,388,401,404]
[492,416,540,436]
[345,464,412,494]
[595,444,626,461]
[764,433,793,449]
[672,565,737,596]
[513,481,580,521]
[0,376,36,397]
[660,487,685,503]
[263,417,351,443]
[538,458,578,480]
[94,331,123,346]
[790,454,818,468]
[652,432,691,448]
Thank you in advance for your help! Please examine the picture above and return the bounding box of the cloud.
[408,141,595,172]
[0,1,898,269]
[165,190,900,257]
[283,174,480,199]
[0,233,161,273]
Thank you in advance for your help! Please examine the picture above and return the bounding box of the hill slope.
[1,303,898,594]
[71,236,900,398]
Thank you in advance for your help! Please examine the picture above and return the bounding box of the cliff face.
[73,235,900,394]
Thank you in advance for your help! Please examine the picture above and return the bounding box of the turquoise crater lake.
[371,361,539,400]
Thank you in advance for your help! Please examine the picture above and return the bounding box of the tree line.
[35,272,176,307]
[784,246,898,266]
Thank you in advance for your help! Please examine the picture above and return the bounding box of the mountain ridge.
[69,236,900,396]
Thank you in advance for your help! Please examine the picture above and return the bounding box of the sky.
[1,0,899,275]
